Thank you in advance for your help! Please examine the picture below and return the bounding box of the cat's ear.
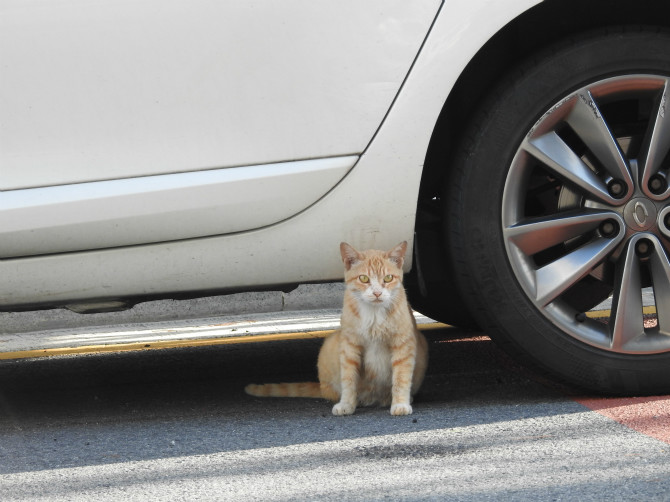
[387,241,408,268]
[340,242,362,271]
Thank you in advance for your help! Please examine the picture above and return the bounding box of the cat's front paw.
[390,403,413,416]
[332,401,356,416]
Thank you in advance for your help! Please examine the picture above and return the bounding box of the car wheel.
[447,28,670,394]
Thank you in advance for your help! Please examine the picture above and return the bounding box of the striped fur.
[244,241,428,416]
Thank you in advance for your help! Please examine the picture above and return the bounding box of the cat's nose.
[373,291,382,298]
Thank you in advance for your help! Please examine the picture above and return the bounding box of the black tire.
[447,27,670,394]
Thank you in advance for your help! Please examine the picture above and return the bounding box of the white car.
[3,0,670,393]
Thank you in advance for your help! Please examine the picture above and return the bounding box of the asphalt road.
[1,326,669,501]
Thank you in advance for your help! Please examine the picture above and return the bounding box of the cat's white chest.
[357,302,389,337]
[363,339,392,384]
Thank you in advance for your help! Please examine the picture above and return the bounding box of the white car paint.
[0,0,542,307]
[1,0,438,188]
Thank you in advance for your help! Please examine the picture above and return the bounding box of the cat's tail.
[244,382,323,398]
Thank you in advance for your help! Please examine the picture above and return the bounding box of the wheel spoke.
[566,91,633,192]
[505,73,670,355]
[505,210,622,256]
[610,237,645,351]
[535,234,624,307]
[649,237,670,335]
[522,133,620,205]
[640,79,670,200]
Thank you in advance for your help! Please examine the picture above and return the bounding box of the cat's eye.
[359,275,370,283]
[383,275,394,283]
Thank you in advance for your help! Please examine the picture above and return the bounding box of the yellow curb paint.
[0,330,334,361]
[0,323,451,361]
[417,322,451,331]
[586,306,656,319]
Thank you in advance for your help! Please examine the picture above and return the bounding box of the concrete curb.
[0,309,440,356]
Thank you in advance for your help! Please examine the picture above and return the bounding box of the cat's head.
[340,241,407,308]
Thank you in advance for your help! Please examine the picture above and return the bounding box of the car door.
[0,0,440,257]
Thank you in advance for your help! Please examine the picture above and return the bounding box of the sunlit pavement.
[575,395,670,444]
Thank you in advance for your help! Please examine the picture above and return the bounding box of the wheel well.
[408,0,670,325]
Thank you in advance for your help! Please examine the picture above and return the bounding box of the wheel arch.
[408,0,670,326]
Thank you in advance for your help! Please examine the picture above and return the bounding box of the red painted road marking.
[576,395,670,444]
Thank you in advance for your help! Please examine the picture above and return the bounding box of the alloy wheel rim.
[503,74,670,354]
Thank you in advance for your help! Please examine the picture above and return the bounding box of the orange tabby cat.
[245,241,428,416]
